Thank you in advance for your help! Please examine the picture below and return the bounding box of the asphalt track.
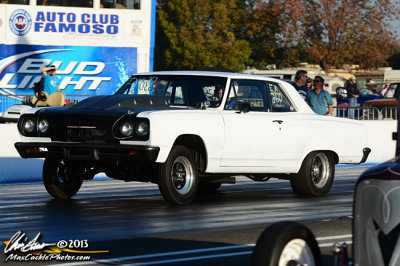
[0,166,369,265]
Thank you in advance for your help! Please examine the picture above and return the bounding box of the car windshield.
[115,75,228,108]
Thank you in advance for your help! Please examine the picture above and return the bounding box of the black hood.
[69,95,170,111]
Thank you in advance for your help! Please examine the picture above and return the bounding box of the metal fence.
[333,106,398,120]
[0,94,398,120]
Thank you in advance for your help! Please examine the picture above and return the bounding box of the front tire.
[290,151,335,196]
[158,145,199,204]
[43,158,83,199]
[251,221,321,266]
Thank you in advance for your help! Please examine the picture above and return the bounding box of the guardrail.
[333,106,397,120]
[0,94,398,120]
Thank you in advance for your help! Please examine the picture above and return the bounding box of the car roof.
[134,71,286,83]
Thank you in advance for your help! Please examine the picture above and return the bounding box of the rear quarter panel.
[285,114,368,165]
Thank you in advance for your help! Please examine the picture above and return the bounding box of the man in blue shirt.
[41,65,61,94]
[306,76,333,116]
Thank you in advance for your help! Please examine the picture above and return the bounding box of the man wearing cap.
[345,76,360,119]
[41,65,61,94]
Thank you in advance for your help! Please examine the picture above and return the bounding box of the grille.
[48,114,116,143]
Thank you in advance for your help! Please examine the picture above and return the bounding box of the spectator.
[213,85,224,107]
[306,76,333,116]
[293,70,308,100]
[344,76,359,119]
[380,82,394,98]
[41,65,61,94]
[306,78,314,90]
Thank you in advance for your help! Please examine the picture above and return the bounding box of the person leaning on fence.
[293,70,308,100]
[41,65,61,94]
[306,76,333,116]
[344,76,360,118]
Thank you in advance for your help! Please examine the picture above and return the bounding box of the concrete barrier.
[0,124,43,183]
[363,120,397,162]
[0,120,397,183]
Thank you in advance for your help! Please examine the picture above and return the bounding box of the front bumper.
[0,117,18,123]
[15,142,160,162]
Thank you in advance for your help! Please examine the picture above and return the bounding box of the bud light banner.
[0,44,137,97]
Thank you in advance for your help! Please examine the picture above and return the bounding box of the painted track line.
[51,244,255,266]
[52,234,354,266]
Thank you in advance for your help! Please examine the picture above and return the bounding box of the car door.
[220,79,294,167]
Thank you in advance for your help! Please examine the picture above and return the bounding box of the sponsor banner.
[0,44,136,97]
[0,6,5,40]
[5,6,138,46]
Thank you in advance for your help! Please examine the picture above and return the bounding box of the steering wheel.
[225,98,244,110]
[38,91,47,102]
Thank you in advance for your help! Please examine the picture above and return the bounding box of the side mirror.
[239,102,251,113]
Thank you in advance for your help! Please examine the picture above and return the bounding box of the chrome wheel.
[171,156,194,195]
[278,239,315,266]
[290,151,334,196]
[311,153,330,189]
[158,145,199,204]
[251,221,321,266]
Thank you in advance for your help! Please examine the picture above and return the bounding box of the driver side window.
[224,80,270,112]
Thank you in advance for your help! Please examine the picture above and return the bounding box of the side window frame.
[266,82,297,113]
[224,79,270,112]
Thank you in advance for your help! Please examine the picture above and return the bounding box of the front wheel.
[251,221,321,266]
[290,151,335,196]
[158,145,199,204]
[43,158,83,199]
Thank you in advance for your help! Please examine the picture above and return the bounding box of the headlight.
[23,119,35,133]
[136,122,149,136]
[38,119,49,133]
[120,122,134,137]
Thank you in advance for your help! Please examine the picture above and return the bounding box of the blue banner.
[0,44,137,96]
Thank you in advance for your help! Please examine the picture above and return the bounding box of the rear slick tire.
[251,221,321,266]
[290,151,335,196]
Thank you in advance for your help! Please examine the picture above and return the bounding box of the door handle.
[273,120,283,124]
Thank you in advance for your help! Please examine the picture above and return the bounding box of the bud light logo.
[9,9,32,36]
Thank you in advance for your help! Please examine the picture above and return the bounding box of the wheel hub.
[279,239,315,266]
[311,153,330,189]
[171,156,194,195]
[173,163,187,189]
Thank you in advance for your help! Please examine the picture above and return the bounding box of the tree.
[242,0,282,68]
[247,0,400,69]
[305,0,400,69]
[155,0,252,72]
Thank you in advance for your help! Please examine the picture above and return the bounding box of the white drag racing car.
[15,71,370,204]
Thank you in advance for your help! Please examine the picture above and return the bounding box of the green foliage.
[155,0,251,72]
